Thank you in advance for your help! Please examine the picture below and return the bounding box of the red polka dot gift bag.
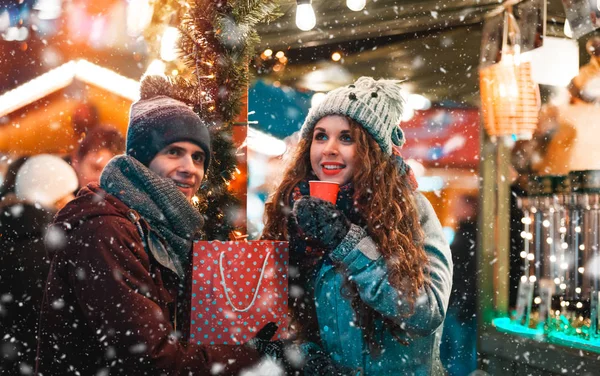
[189,240,289,345]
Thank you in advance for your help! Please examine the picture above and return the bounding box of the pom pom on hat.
[126,75,212,169]
[139,75,175,100]
[15,154,78,209]
[300,76,406,155]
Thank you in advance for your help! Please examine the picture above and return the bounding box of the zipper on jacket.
[174,304,177,332]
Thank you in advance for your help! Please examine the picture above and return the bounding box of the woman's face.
[309,115,357,185]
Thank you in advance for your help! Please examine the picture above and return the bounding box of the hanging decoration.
[479,7,540,139]
[144,0,280,240]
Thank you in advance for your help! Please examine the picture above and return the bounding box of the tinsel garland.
[147,0,280,240]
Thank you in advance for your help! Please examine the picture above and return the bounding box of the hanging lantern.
[480,9,540,139]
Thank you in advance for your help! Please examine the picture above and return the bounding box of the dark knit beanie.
[126,76,211,170]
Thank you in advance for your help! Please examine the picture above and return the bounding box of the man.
[35,77,262,375]
[71,126,125,189]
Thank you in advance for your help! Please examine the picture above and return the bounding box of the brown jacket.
[36,185,260,375]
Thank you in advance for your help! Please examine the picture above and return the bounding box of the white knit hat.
[300,76,405,155]
[15,154,78,209]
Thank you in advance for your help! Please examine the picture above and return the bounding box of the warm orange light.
[479,56,540,138]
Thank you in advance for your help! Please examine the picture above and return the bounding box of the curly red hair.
[262,117,429,349]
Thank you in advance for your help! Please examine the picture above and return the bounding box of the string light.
[564,19,573,38]
[295,0,316,31]
[331,52,342,61]
[346,0,366,11]
[160,27,180,62]
[145,59,166,77]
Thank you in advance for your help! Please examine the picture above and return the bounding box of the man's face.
[73,149,116,188]
[148,141,205,201]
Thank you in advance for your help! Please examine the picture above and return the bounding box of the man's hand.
[246,322,284,359]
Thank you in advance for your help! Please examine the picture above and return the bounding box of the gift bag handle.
[219,250,272,312]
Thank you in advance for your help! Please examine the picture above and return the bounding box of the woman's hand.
[292,196,351,251]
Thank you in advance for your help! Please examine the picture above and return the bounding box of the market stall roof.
[255,0,571,106]
[0,59,139,155]
[0,59,139,118]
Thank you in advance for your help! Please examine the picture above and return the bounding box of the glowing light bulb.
[564,20,573,38]
[295,1,316,31]
[126,0,153,36]
[160,27,180,62]
[346,0,366,11]
[145,59,166,77]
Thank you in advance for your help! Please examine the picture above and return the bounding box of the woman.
[262,77,452,375]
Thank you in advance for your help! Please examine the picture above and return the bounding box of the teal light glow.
[547,332,600,354]
[492,317,544,339]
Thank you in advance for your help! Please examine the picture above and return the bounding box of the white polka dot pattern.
[189,241,290,345]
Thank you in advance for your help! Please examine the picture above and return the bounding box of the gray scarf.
[100,155,204,277]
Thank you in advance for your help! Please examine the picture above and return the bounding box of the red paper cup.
[309,180,340,204]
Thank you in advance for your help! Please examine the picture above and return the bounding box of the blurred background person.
[71,126,126,189]
[0,154,78,375]
[441,194,479,376]
[0,156,29,204]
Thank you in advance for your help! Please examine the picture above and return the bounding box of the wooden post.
[478,130,512,359]
[478,130,498,333]
[496,139,511,313]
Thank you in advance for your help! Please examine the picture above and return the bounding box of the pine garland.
[150,0,281,239]
[178,0,281,123]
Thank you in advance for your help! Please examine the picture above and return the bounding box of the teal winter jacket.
[314,192,453,375]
